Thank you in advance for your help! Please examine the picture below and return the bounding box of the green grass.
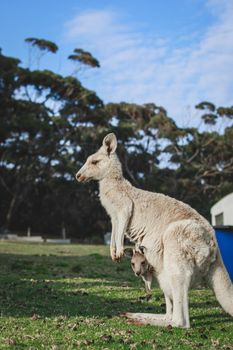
[0,242,232,350]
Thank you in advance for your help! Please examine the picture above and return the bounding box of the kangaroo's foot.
[122,312,190,328]
[121,312,173,327]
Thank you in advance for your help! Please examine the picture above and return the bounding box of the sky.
[1,0,233,125]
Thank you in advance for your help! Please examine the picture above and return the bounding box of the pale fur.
[76,133,233,328]
[124,247,153,294]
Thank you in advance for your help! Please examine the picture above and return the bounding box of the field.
[0,242,232,350]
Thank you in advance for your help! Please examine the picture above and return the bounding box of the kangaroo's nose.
[136,272,140,276]
[76,172,81,181]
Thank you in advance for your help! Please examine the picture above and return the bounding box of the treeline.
[0,39,233,241]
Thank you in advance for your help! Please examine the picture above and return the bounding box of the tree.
[25,38,58,69]
[68,48,100,68]
[0,44,104,235]
[1,43,233,238]
[163,103,233,216]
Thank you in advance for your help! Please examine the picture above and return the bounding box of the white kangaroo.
[76,133,233,328]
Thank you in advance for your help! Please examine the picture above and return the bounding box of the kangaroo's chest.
[99,190,121,219]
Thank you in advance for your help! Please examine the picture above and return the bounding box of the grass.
[0,242,232,350]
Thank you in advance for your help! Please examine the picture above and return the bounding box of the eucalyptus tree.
[0,41,104,235]
[1,40,233,237]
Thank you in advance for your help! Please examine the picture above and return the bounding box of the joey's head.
[124,246,149,277]
[76,133,122,183]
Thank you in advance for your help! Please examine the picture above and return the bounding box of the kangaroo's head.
[124,247,149,277]
[76,133,122,183]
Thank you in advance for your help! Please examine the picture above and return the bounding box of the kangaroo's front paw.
[115,247,124,262]
[110,247,117,262]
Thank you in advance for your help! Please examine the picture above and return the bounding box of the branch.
[123,153,140,187]
[0,175,14,196]
[186,149,199,163]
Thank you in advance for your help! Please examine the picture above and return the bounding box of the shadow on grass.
[0,252,161,318]
[0,252,231,325]
[191,312,232,326]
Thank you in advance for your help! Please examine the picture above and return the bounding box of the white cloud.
[64,1,233,125]
[65,9,118,39]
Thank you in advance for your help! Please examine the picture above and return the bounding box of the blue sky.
[1,0,233,125]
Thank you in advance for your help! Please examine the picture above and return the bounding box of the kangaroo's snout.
[75,172,86,182]
[76,172,81,181]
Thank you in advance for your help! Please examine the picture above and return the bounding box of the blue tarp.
[214,225,233,282]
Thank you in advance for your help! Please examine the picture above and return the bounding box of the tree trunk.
[5,194,17,230]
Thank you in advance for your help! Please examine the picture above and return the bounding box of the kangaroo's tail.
[208,251,233,316]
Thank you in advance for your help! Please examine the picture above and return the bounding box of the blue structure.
[214,226,233,282]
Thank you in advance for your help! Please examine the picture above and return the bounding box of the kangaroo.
[76,133,233,328]
[124,246,153,295]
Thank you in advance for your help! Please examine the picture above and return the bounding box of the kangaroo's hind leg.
[163,231,192,328]
[170,273,191,327]
[165,294,172,320]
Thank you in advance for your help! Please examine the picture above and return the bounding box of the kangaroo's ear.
[124,248,133,258]
[102,133,117,155]
[139,246,147,255]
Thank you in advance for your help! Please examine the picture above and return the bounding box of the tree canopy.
[0,40,233,241]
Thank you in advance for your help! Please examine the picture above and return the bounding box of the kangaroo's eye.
[92,160,100,165]
[131,262,135,267]
[141,261,146,266]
